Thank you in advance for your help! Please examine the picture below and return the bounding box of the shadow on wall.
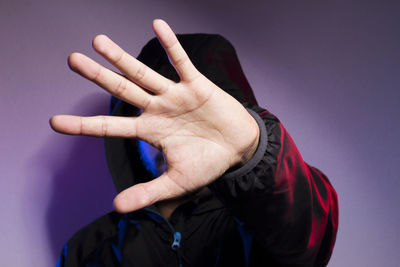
[43,93,116,259]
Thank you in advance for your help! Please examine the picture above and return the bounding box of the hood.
[105,34,258,193]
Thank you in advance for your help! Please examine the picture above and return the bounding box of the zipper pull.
[171,231,181,250]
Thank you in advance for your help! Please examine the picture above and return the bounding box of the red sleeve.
[209,106,339,266]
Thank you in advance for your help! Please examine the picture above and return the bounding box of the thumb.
[113,173,185,213]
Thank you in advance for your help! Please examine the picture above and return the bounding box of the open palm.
[50,19,259,213]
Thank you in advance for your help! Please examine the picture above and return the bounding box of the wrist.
[238,116,260,166]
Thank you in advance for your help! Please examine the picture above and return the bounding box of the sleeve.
[209,106,339,266]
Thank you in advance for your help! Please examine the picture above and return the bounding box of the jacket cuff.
[220,108,269,179]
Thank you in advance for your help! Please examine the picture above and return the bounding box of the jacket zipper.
[143,208,183,266]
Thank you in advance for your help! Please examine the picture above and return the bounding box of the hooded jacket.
[56,34,338,267]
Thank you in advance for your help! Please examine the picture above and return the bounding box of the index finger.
[152,19,200,82]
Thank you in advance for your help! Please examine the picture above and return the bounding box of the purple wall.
[1,1,399,266]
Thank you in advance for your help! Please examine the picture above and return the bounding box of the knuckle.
[114,51,126,65]
[133,64,147,81]
[138,185,151,206]
[114,78,128,97]
[142,95,152,110]
[100,116,108,136]
[79,117,84,135]
[92,65,103,81]
[160,81,173,94]
[139,196,149,208]
[173,56,187,68]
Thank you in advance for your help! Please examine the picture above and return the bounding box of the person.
[51,19,338,266]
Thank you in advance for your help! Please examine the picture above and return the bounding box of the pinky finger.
[50,115,139,138]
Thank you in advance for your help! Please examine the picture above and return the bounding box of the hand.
[50,19,260,213]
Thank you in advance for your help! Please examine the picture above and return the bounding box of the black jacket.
[56,34,338,267]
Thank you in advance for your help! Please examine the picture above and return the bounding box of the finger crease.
[114,51,126,65]
[115,78,128,98]
[79,117,84,135]
[166,39,178,50]
[133,65,147,81]
[101,116,108,137]
[142,95,152,110]
[160,82,173,94]
[172,56,187,68]
[92,65,103,81]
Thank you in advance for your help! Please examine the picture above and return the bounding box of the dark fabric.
[58,34,338,266]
